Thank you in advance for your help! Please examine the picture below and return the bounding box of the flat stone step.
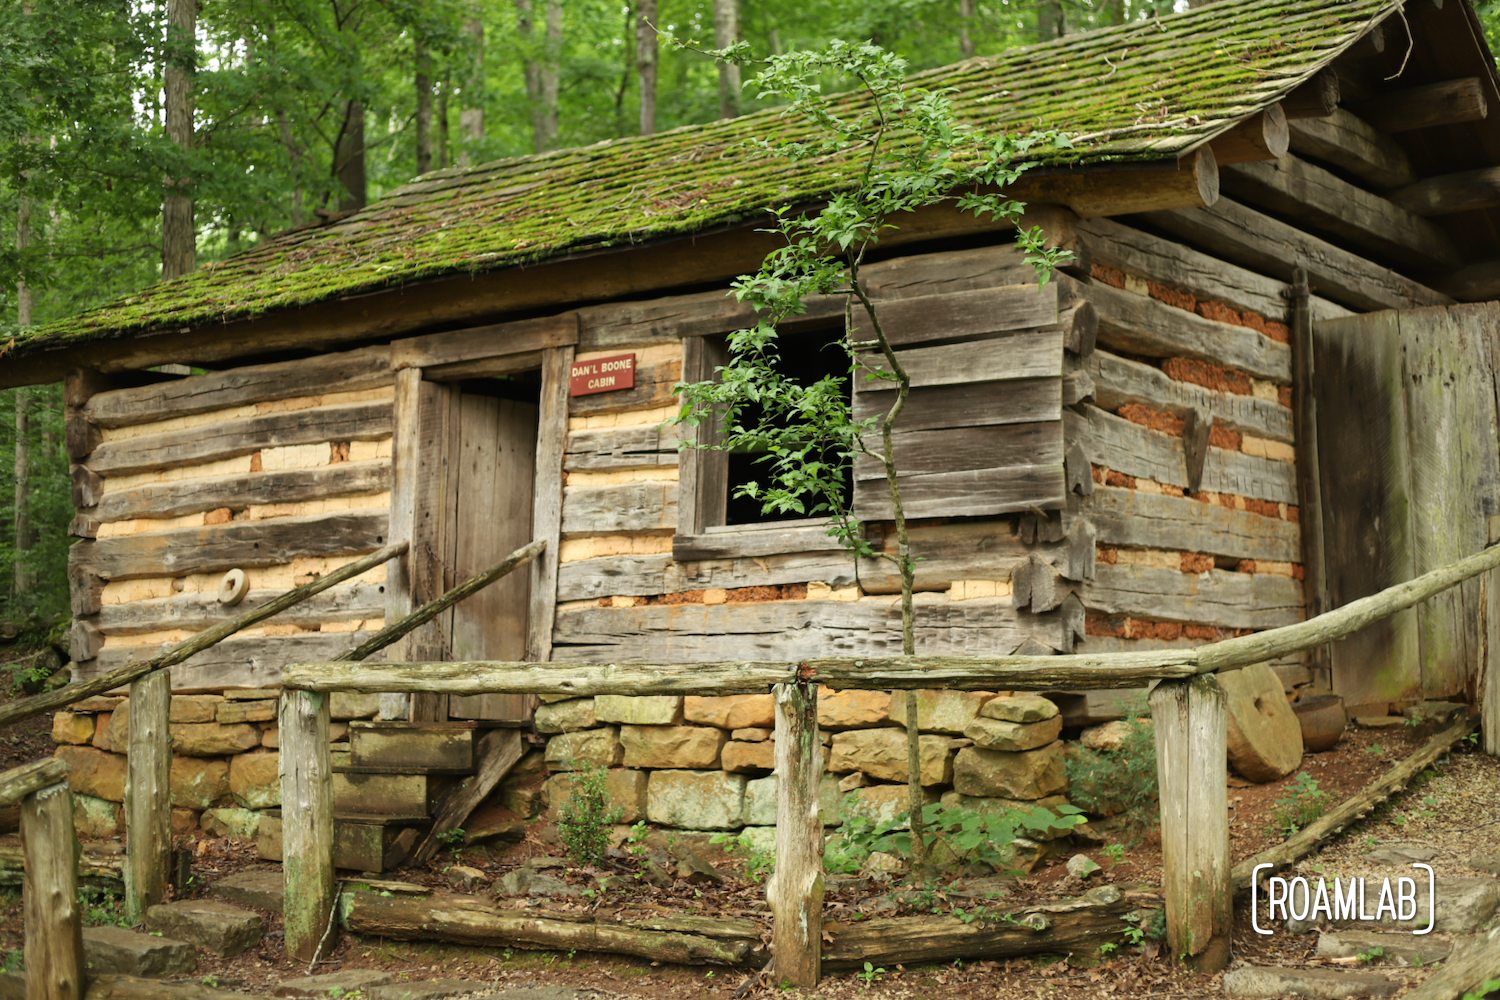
[365,981,491,1000]
[84,974,272,998]
[1284,876,1500,934]
[83,925,197,978]
[1316,928,1451,966]
[143,899,265,958]
[212,870,285,914]
[1223,965,1399,998]
[273,970,395,997]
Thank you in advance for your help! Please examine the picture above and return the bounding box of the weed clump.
[557,763,624,867]
[1270,771,1327,837]
[1064,716,1159,835]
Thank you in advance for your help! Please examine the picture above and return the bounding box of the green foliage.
[1270,772,1327,837]
[709,831,775,883]
[1462,979,1500,1000]
[1355,946,1386,964]
[858,961,885,985]
[1062,717,1159,832]
[1101,843,1125,867]
[79,885,128,928]
[0,385,71,619]
[1,949,20,973]
[557,762,624,867]
[826,798,1084,873]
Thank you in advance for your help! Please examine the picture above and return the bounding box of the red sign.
[570,353,637,396]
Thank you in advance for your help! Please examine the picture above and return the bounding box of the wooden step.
[348,721,478,770]
[334,815,432,873]
[332,771,459,816]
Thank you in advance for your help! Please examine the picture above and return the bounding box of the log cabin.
[7,0,1500,857]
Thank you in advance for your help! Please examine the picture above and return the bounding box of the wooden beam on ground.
[1231,714,1478,889]
[24,782,85,1000]
[1144,198,1453,313]
[280,690,334,962]
[1348,78,1488,134]
[1152,675,1230,972]
[1287,109,1417,190]
[1392,166,1500,216]
[1222,156,1462,269]
[124,669,171,925]
[1403,926,1500,1000]
[1283,70,1340,119]
[409,730,524,868]
[771,682,823,989]
[1208,105,1289,166]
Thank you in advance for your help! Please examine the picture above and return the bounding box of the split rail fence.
[280,540,1500,985]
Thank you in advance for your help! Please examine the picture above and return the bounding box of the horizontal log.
[1089,282,1291,383]
[1078,483,1302,564]
[86,401,392,478]
[557,550,856,602]
[857,519,1053,595]
[565,425,681,470]
[1429,259,1500,303]
[390,313,578,370]
[1348,77,1488,134]
[1282,69,1340,119]
[569,357,681,417]
[1391,166,1500,217]
[73,510,390,582]
[83,347,392,429]
[422,349,544,382]
[847,283,1061,347]
[1222,156,1461,269]
[1208,105,1289,166]
[1002,147,1219,219]
[1065,405,1297,503]
[1088,351,1293,442]
[853,421,1064,480]
[1144,198,1451,313]
[342,891,763,966]
[93,462,390,523]
[0,845,122,883]
[858,329,1062,388]
[1082,561,1304,630]
[852,463,1067,520]
[0,759,69,807]
[1287,108,1417,190]
[854,377,1061,433]
[560,482,677,535]
[823,891,1151,969]
[84,630,379,692]
[96,580,386,636]
[673,523,843,561]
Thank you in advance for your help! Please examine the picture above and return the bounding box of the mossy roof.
[9,0,1397,358]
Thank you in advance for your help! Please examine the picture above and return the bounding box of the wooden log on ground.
[1348,78,1488,134]
[341,892,764,966]
[1287,109,1417,190]
[2,542,404,726]
[280,690,334,962]
[821,890,1153,969]
[1144,198,1452,313]
[1208,105,1289,166]
[1402,926,1500,1000]
[1231,714,1478,890]
[1089,281,1291,383]
[1392,166,1500,217]
[124,670,171,925]
[23,782,84,1000]
[408,729,524,867]
[83,346,391,429]
[1283,69,1340,119]
[770,682,823,988]
[1152,675,1230,972]
[1222,156,1461,270]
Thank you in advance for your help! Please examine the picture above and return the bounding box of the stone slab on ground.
[487,990,594,999]
[84,974,271,999]
[1222,966,1399,998]
[143,899,265,957]
[366,981,490,1000]
[212,870,285,913]
[1315,929,1451,966]
[274,970,396,997]
[1286,876,1500,935]
[83,925,198,977]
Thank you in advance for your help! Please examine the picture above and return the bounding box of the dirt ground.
[0,641,1491,999]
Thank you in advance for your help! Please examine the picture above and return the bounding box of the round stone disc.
[1220,662,1304,782]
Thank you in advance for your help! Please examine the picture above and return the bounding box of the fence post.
[1151,674,1231,971]
[281,689,334,961]
[1485,520,1500,756]
[125,668,172,923]
[770,680,823,989]
[24,781,84,1000]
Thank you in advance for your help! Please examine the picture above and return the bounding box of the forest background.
[2,0,1497,628]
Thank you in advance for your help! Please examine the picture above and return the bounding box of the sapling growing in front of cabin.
[674,39,1071,862]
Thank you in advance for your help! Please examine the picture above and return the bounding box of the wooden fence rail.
[278,540,1500,981]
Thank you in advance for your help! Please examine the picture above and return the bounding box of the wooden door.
[442,388,539,721]
[1312,303,1500,711]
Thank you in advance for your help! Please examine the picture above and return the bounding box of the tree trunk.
[1038,0,1065,39]
[1107,0,1126,24]
[538,0,562,152]
[335,99,366,211]
[437,79,451,169]
[959,0,975,58]
[13,390,32,595]
[162,0,196,280]
[459,15,485,164]
[713,0,740,119]
[637,0,657,135]
[415,44,434,175]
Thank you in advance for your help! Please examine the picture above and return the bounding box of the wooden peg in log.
[1063,302,1098,357]
[1183,409,1212,493]
[1283,70,1340,119]
[1065,442,1095,496]
[1349,78,1488,134]
[1208,104,1289,166]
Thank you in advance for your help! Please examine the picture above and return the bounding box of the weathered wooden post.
[125,668,172,923]
[1486,519,1500,757]
[24,781,84,999]
[1151,674,1231,971]
[280,689,334,961]
[770,680,823,988]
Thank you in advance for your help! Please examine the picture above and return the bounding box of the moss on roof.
[10,0,1395,357]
